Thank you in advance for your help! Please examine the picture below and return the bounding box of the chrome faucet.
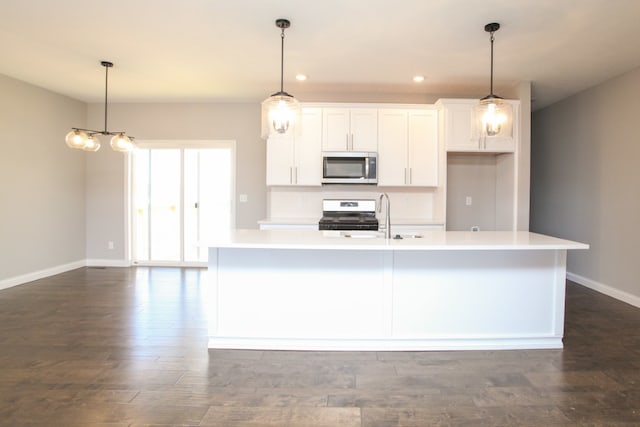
[378,193,391,239]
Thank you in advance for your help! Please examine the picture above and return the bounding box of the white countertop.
[258,217,320,225]
[208,229,589,251]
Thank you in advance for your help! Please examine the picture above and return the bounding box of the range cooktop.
[318,199,379,231]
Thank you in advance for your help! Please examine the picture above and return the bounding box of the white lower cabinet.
[266,108,322,186]
[378,108,438,186]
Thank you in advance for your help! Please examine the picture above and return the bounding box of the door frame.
[128,140,236,267]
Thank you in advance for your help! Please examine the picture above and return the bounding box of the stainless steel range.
[318,199,379,231]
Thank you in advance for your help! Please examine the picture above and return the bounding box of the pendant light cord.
[279,27,285,94]
[104,63,109,133]
[489,30,495,96]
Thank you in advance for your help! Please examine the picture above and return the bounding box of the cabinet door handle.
[295,167,298,184]
[409,168,413,184]
[290,167,293,184]
[345,134,349,151]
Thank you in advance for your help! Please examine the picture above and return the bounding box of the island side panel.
[212,248,391,341]
[392,249,567,348]
[207,247,220,336]
[551,250,568,338]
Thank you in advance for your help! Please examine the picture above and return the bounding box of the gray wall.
[531,67,640,303]
[85,103,264,261]
[446,154,497,231]
[0,74,86,282]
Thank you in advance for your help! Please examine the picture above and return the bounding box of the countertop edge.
[207,230,589,251]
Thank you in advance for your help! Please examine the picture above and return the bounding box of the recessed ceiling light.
[296,74,307,81]
[413,75,425,83]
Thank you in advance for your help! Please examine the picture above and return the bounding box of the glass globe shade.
[261,92,301,139]
[82,135,101,152]
[65,130,88,149]
[475,97,512,137]
[110,133,133,152]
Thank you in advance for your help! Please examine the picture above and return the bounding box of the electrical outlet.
[471,226,480,232]
[465,196,472,206]
[239,194,248,203]
[108,241,114,250]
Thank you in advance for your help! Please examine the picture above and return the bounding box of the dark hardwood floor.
[0,267,639,426]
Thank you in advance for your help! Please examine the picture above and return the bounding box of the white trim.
[86,259,132,268]
[132,261,207,268]
[124,152,132,266]
[134,139,236,149]
[0,260,85,291]
[208,337,563,351]
[567,272,640,308]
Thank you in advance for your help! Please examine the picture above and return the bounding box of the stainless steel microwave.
[322,152,377,184]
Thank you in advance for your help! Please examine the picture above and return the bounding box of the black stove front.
[318,214,379,231]
[318,199,379,231]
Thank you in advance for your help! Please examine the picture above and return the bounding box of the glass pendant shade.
[82,135,101,152]
[110,133,134,152]
[476,22,512,138]
[261,18,302,140]
[476,96,512,137]
[261,92,302,139]
[65,130,88,149]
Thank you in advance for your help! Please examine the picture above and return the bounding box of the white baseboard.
[567,272,640,309]
[86,259,131,268]
[0,260,86,291]
[0,259,133,291]
[209,336,563,351]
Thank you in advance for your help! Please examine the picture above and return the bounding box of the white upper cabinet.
[408,110,439,186]
[377,110,407,185]
[436,99,518,153]
[322,108,377,152]
[378,108,438,187]
[266,108,322,186]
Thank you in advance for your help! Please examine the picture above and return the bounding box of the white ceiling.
[2,0,640,110]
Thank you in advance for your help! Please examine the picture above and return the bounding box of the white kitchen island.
[207,230,588,351]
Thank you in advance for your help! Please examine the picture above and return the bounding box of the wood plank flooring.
[0,266,639,426]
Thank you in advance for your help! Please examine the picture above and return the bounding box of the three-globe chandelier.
[65,61,135,152]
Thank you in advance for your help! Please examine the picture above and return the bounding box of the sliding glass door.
[132,142,234,264]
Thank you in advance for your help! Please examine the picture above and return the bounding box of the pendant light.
[261,18,302,139]
[475,23,512,137]
[65,61,135,152]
